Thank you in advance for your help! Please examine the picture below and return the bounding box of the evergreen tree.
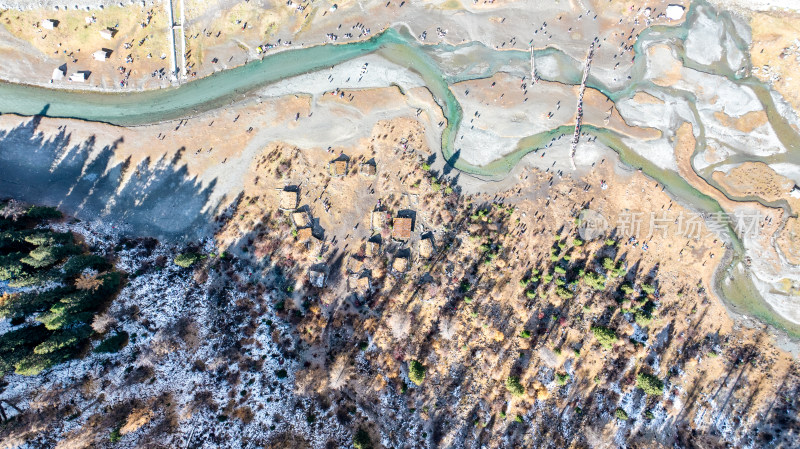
[33,326,91,355]
[0,252,24,281]
[63,254,110,277]
[408,360,426,385]
[14,349,71,376]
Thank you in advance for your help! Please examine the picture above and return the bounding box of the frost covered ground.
[0,220,363,448]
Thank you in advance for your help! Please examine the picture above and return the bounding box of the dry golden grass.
[713,110,769,133]
[750,10,800,114]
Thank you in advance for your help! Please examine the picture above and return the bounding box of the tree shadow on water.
[442,149,460,177]
[0,112,223,241]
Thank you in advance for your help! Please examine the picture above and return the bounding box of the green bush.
[555,373,570,386]
[14,349,71,376]
[34,326,91,354]
[0,287,70,320]
[24,231,71,246]
[110,426,122,443]
[519,330,531,339]
[603,258,626,277]
[63,254,110,277]
[591,325,618,349]
[620,283,635,296]
[94,332,129,354]
[584,272,606,290]
[409,360,426,385]
[554,266,566,275]
[636,372,664,396]
[634,307,653,327]
[505,376,525,397]
[21,245,62,269]
[525,290,536,300]
[0,252,24,281]
[641,283,656,295]
[26,206,62,220]
[38,306,93,331]
[275,369,288,379]
[572,238,583,246]
[174,253,200,268]
[514,414,524,423]
[605,238,616,246]
[556,286,573,299]
[353,429,372,449]
[0,325,48,375]
[7,271,58,288]
[614,408,628,421]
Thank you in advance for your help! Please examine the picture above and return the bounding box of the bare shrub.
[439,317,459,340]
[328,356,351,390]
[91,312,117,334]
[0,199,26,221]
[388,313,411,341]
[174,317,200,349]
[75,270,103,291]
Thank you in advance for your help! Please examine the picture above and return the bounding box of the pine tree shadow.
[0,113,225,240]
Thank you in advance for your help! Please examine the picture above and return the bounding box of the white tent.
[52,65,65,80]
[93,49,109,61]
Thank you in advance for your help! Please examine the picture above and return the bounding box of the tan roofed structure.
[279,188,298,210]
[392,217,413,240]
[419,238,434,259]
[371,210,388,231]
[366,240,380,257]
[347,256,364,273]
[347,274,371,294]
[330,159,348,177]
[292,211,311,228]
[360,162,377,177]
[296,227,312,242]
[392,256,408,273]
